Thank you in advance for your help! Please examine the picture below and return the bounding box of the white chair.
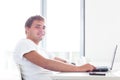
[6,51,23,80]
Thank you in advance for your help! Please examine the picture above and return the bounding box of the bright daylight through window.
[46,0,81,62]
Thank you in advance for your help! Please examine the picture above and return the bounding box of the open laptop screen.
[92,45,118,72]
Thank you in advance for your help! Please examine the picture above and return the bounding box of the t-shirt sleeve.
[15,39,37,60]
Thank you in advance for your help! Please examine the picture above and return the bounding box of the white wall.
[85,0,120,67]
[0,0,41,71]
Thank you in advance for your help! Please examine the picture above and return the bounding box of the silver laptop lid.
[110,45,118,70]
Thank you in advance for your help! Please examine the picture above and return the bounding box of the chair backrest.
[7,51,23,80]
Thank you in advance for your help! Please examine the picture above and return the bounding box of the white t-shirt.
[14,39,53,80]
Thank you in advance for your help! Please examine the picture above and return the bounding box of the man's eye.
[35,26,40,29]
[43,26,46,29]
[34,25,45,29]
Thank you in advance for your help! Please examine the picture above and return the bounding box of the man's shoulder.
[17,39,34,45]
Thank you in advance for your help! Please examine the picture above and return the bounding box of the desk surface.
[51,71,120,80]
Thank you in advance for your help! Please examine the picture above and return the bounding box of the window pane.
[46,0,81,53]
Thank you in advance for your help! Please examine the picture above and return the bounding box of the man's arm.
[23,51,95,72]
[54,57,76,65]
[54,57,67,63]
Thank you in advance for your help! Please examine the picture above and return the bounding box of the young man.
[14,15,95,80]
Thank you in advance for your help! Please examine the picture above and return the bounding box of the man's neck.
[27,38,39,45]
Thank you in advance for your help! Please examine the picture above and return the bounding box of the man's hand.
[77,63,96,72]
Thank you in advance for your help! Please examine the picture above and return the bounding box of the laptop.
[91,45,118,72]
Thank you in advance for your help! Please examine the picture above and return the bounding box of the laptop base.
[92,66,109,72]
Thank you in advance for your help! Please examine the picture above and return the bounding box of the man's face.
[26,20,45,44]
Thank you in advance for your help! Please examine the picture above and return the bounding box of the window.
[46,0,81,61]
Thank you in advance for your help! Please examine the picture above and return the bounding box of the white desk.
[51,71,120,80]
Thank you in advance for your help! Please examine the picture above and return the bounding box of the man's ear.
[25,27,29,34]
